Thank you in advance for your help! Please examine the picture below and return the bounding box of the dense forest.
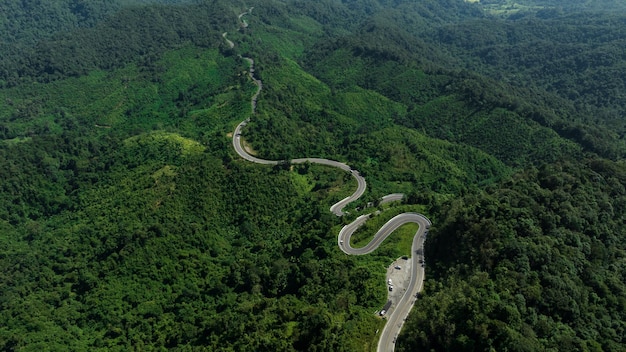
[1,0,625,350]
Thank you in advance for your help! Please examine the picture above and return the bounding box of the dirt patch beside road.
[379,257,412,317]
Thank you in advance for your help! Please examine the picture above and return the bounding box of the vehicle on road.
[394,265,401,270]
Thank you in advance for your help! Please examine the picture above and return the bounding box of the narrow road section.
[222,32,234,49]
[227,9,431,352]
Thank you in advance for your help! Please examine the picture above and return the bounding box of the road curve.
[381,193,404,205]
[233,118,366,216]
[227,9,430,352]
[337,213,430,351]
[222,32,234,49]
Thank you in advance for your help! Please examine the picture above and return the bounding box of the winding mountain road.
[337,213,430,351]
[227,9,430,351]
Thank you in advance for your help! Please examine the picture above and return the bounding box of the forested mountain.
[0,0,234,87]
[401,160,626,351]
[1,0,624,350]
[425,13,626,154]
[1,0,198,43]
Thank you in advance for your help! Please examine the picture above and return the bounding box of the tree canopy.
[0,0,625,350]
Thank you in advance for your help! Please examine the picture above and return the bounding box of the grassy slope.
[0,46,246,140]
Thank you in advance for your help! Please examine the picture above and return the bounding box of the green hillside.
[1,0,624,350]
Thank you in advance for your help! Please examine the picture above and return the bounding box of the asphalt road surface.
[228,10,431,352]
[380,193,404,204]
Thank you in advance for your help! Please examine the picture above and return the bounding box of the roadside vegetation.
[1,0,624,350]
